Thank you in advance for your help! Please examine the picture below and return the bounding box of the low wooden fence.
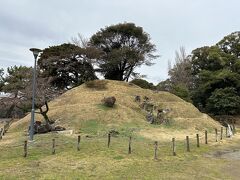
[16,127,238,159]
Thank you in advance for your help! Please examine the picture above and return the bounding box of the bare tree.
[1,66,65,130]
[25,75,65,125]
[168,46,193,89]
[167,60,172,72]
[71,33,89,48]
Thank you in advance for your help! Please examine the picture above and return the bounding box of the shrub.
[130,79,155,90]
[206,87,240,115]
[102,96,116,107]
[85,80,108,90]
[171,84,192,102]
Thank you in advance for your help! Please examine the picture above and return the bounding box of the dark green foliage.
[156,80,192,102]
[2,66,32,96]
[89,22,158,81]
[190,32,240,115]
[192,69,240,107]
[130,79,155,89]
[206,88,240,115]
[191,46,236,75]
[171,84,192,102]
[38,43,99,89]
[233,60,240,74]
[217,31,240,58]
[165,32,240,115]
[0,66,32,118]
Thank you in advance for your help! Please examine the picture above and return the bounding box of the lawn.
[0,128,238,180]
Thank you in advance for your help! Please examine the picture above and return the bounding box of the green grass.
[96,104,117,111]
[79,119,106,135]
[78,119,142,137]
[0,130,236,179]
[0,80,235,179]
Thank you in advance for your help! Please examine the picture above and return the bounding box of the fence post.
[172,138,176,156]
[226,127,228,138]
[128,136,132,154]
[196,134,200,147]
[52,139,55,155]
[154,141,158,160]
[215,128,218,142]
[107,133,111,148]
[232,123,236,135]
[77,135,81,151]
[205,130,208,144]
[2,126,5,136]
[23,140,28,157]
[220,127,223,140]
[186,136,190,152]
[0,128,3,140]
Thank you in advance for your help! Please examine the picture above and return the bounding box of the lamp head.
[30,48,42,59]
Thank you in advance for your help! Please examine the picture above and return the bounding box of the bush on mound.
[85,80,108,90]
[102,96,116,107]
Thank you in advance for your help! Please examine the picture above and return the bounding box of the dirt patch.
[205,133,240,160]
[204,133,240,180]
[206,149,240,160]
[220,150,240,160]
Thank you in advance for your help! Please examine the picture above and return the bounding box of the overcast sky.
[0,0,239,84]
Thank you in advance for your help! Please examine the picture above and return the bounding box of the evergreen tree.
[38,43,99,89]
[89,22,158,81]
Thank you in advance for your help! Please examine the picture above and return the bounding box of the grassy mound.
[11,80,220,140]
[2,80,239,179]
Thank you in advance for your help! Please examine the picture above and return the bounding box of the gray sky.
[0,0,239,84]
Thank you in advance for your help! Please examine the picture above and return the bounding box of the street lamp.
[29,48,42,141]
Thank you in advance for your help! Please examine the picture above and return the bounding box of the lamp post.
[29,48,42,141]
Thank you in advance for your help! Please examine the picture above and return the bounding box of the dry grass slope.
[11,80,220,140]
[2,80,240,179]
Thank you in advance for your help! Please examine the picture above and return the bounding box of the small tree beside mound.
[130,79,155,90]
[102,96,116,107]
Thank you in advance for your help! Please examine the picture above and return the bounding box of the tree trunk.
[39,101,52,130]
[41,112,51,125]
